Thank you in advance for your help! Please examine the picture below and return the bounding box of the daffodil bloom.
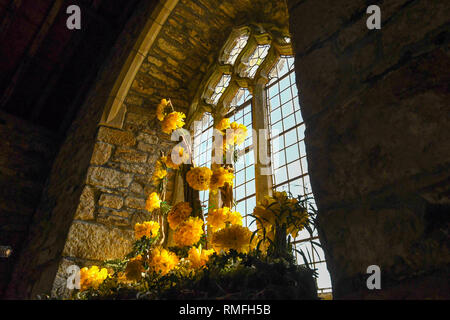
[186,166,212,191]
[134,220,160,239]
[145,192,162,212]
[211,225,254,254]
[156,98,169,121]
[161,111,185,134]
[148,247,179,275]
[173,216,204,247]
[209,166,234,193]
[167,202,193,230]
[207,207,242,232]
[187,245,214,269]
[224,122,247,146]
[152,159,167,185]
[215,118,231,131]
[79,266,109,291]
[252,191,308,240]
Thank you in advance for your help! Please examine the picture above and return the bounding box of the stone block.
[125,111,152,127]
[317,199,449,298]
[372,0,450,78]
[294,44,341,119]
[119,163,148,175]
[62,221,133,261]
[113,147,148,163]
[97,212,130,228]
[73,186,95,221]
[97,126,136,146]
[98,207,130,218]
[125,196,146,210]
[130,182,144,194]
[137,141,155,153]
[90,142,113,165]
[98,194,123,209]
[137,132,158,145]
[87,167,133,189]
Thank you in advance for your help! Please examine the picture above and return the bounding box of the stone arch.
[99,0,179,128]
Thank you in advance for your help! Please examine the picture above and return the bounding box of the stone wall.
[51,104,176,297]
[288,0,450,299]
[0,111,57,297]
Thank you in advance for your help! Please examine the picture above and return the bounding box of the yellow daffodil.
[148,247,179,275]
[215,118,231,131]
[207,207,242,232]
[134,220,160,240]
[173,216,204,247]
[224,122,247,146]
[161,111,185,134]
[211,225,254,254]
[79,266,109,291]
[209,166,234,193]
[156,98,169,121]
[167,202,193,230]
[186,166,212,191]
[145,192,161,212]
[187,245,214,269]
[152,159,167,185]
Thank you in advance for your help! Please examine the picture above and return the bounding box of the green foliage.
[101,259,127,273]
[79,249,318,300]
[127,234,159,259]
[160,201,172,216]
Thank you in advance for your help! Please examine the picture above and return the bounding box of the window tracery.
[188,25,332,294]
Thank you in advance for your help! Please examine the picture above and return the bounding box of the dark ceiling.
[0,0,142,136]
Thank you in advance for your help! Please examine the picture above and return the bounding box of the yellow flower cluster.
[224,122,248,146]
[152,159,167,186]
[207,207,242,232]
[156,98,169,121]
[145,192,161,212]
[124,255,145,281]
[161,111,186,134]
[173,216,204,247]
[211,225,254,254]
[215,118,247,150]
[187,245,214,269]
[253,191,308,240]
[80,266,109,291]
[186,166,212,191]
[164,146,189,169]
[134,220,160,240]
[209,166,234,193]
[148,247,179,275]
[215,118,231,131]
[167,202,193,230]
[156,99,187,135]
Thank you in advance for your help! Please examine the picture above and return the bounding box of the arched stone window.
[188,25,332,295]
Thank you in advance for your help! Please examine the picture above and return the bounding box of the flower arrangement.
[69,99,319,300]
